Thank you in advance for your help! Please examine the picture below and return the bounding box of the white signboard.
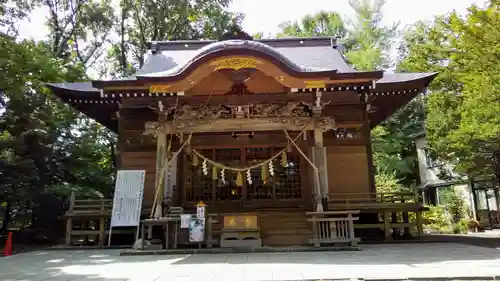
[180,214,192,228]
[196,206,206,218]
[110,170,146,227]
[164,157,178,199]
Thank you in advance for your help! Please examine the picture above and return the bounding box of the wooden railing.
[321,192,425,238]
[326,192,419,206]
[306,210,360,248]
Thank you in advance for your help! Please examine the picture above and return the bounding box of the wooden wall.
[120,151,157,205]
[326,146,371,194]
[320,117,374,195]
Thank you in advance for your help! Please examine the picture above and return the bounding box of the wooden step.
[263,234,310,246]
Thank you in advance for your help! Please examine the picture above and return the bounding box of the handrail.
[324,192,419,204]
[306,210,359,248]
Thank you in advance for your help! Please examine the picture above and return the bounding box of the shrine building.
[49,32,437,248]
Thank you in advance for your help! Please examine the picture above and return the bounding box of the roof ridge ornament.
[220,25,253,41]
[151,42,159,54]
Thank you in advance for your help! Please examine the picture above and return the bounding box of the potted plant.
[467,219,480,233]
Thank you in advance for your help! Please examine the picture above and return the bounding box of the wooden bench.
[59,192,152,246]
[306,210,360,248]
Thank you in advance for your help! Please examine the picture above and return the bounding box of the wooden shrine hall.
[49,31,437,249]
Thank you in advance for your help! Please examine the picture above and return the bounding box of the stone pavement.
[1,243,500,281]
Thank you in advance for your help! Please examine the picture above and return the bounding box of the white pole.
[107,226,113,247]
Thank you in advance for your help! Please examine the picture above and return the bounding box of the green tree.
[1,0,246,235]
[344,0,397,70]
[277,10,346,38]
[277,0,421,190]
[30,0,116,69]
[0,0,31,37]
[399,2,500,180]
[345,0,420,189]
[104,0,243,77]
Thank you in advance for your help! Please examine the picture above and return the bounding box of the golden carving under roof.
[149,84,171,93]
[304,80,326,88]
[210,57,263,71]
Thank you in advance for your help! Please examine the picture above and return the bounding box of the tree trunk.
[0,201,11,234]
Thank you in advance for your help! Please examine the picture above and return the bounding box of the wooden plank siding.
[327,146,371,195]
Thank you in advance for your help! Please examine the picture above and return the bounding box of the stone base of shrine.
[119,245,361,256]
[220,238,262,248]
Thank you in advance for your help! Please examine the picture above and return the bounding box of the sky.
[227,0,485,35]
[18,0,485,40]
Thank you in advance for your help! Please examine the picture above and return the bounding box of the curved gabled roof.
[137,40,336,79]
[46,37,438,132]
[135,37,356,79]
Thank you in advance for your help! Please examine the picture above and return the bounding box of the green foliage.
[0,37,114,203]
[277,10,346,38]
[277,0,418,190]
[422,206,451,233]
[422,189,469,234]
[103,0,243,77]
[446,192,466,223]
[399,3,500,179]
[375,172,403,193]
[453,220,468,234]
[344,0,398,70]
[0,0,246,234]
[0,0,31,37]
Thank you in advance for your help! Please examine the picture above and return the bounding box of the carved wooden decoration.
[333,127,363,139]
[211,58,263,71]
[124,134,156,146]
[149,101,332,121]
[144,116,336,134]
[150,84,171,93]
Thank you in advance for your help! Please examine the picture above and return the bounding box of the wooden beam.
[120,91,363,109]
[145,117,337,134]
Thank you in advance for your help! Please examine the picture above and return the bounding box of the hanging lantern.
[236,171,243,186]
[192,153,199,166]
[286,142,292,153]
[212,166,218,180]
[281,150,288,167]
[268,161,275,176]
[202,159,208,176]
[246,169,252,185]
[261,164,269,184]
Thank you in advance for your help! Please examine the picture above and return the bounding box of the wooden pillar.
[485,189,493,227]
[153,127,167,218]
[99,201,105,246]
[313,127,327,212]
[65,192,75,246]
[414,188,424,237]
[416,211,424,236]
[494,189,500,215]
[470,178,480,221]
[364,118,376,193]
[383,210,391,240]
